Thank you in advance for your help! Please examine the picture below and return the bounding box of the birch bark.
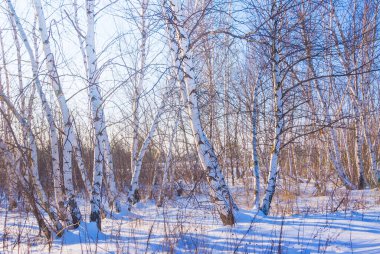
[127,101,166,210]
[86,0,105,230]
[7,0,65,214]
[86,0,120,229]
[251,83,260,210]
[6,0,65,232]
[260,27,284,215]
[300,19,357,190]
[165,0,236,225]
[330,5,368,189]
[0,90,63,236]
[104,133,121,212]
[34,0,82,226]
[0,139,52,239]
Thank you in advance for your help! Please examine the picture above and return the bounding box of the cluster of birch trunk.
[0,0,379,239]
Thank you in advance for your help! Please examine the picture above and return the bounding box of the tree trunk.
[34,0,82,226]
[0,90,63,236]
[300,20,357,190]
[252,84,260,210]
[260,30,284,215]
[6,0,64,233]
[86,0,105,230]
[165,0,236,225]
[127,101,165,210]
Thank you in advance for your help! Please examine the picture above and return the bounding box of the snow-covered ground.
[1,186,380,253]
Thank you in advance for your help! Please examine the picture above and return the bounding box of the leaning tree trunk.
[7,0,65,217]
[127,101,166,210]
[260,27,284,215]
[300,21,357,190]
[6,0,65,233]
[165,0,236,225]
[130,0,148,189]
[34,0,82,226]
[70,0,93,195]
[0,139,53,239]
[362,115,380,184]
[0,90,63,236]
[348,76,368,189]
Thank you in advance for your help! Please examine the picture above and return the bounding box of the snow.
[1,188,380,253]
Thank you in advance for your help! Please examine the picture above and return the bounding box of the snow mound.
[58,222,107,245]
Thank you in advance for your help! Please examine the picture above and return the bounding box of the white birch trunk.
[353,108,367,189]
[34,0,82,226]
[131,95,140,175]
[0,137,59,239]
[0,90,63,236]
[131,0,148,178]
[67,0,95,196]
[362,116,380,183]
[73,0,88,74]
[8,0,62,203]
[251,85,260,210]
[86,0,120,229]
[300,22,356,190]
[127,101,165,210]
[6,0,65,232]
[72,130,93,194]
[70,0,115,211]
[347,77,368,189]
[260,33,284,215]
[86,0,105,230]
[331,8,371,189]
[165,0,236,225]
[315,80,356,189]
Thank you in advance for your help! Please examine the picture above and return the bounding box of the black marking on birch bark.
[68,198,81,228]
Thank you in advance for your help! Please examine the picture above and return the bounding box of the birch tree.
[0,89,63,236]
[298,6,357,190]
[7,7,64,218]
[0,138,54,239]
[127,98,167,210]
[130,0,149,182]
[164,0,236,225]
[6,0,66,230]
[85,0,120,230]
[329,2,369,189]
[251,79,260,210]
[259,0,286,215]
[33,0,82,226]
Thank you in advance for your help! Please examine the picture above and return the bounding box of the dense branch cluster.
[0,0,379,239]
